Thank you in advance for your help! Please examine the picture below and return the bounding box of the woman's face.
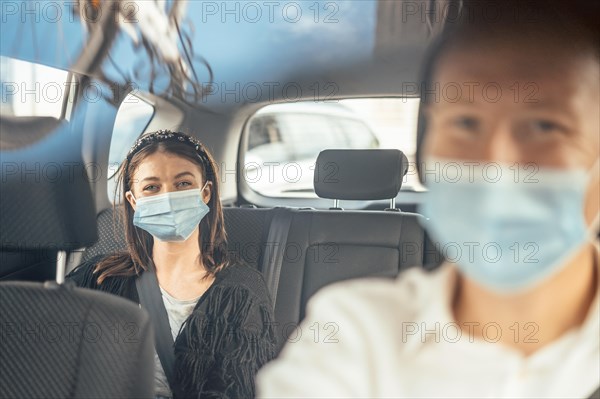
[125,150,212,210]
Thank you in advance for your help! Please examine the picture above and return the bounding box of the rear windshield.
[243,98,421,198]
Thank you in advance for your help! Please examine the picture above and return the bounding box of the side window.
[0,56,70,119]
[107,94,154,202]
[0,56,77,150]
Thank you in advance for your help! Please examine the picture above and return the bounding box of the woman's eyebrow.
[174,171,195,179]
[140,176,160,182]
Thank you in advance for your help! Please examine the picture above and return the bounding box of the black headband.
[126,130,211,171]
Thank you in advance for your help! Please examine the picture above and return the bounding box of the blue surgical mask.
[131,183,210,242]
[418,157,598,293]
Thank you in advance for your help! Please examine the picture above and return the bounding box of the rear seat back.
[81,208,126,263]
[83,206,426,350]
[82,207,275,270]
[220,207,274,269]
[81,149,430,351]
[269,150,425,347]
[274,209,424,339]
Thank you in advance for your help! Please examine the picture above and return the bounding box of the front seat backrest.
[0,120,97,281]
[0,282,155,398]
[0,122,154,398]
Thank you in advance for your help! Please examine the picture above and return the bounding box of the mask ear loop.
[127,191,137,205]
[200,180,210,204]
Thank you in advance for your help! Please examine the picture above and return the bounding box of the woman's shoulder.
[214,262,271,301]
[66,253,135,296]
[217,262,264,280]
[66,254,107,289]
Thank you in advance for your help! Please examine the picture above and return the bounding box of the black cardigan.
[67,255,277,399]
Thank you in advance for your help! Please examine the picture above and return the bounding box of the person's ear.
[202,181,212,205]
[125,191,137,211]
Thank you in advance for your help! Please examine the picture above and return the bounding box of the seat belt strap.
[262,208,293,307]
[136,271,176,390]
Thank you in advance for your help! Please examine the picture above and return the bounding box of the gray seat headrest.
[314,149,408,200]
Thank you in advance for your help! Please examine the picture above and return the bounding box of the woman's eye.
[143,185,159,192]
[177,181,192,188]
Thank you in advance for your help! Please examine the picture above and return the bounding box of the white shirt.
[154,287,200,398]
[256,263,600,399]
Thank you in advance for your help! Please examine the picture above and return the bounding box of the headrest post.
[390,197,396,210]
[56,251,67,284]
[333,199,340,209]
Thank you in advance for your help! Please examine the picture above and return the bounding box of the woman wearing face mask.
[68,130,277,399]
[256,2,599,398]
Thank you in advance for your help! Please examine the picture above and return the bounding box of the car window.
[0,56,70,119]
[336,118,379,148]
[243,98,421,198]
[107,94,154,201]
[276,113,342,160]
[248,115,282,151]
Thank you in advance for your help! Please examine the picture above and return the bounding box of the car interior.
[1,0,598,398]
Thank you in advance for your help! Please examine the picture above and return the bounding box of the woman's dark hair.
[94,130,229,284]
[415,0,600,182]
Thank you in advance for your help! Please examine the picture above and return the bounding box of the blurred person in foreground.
[256,1,600,397]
